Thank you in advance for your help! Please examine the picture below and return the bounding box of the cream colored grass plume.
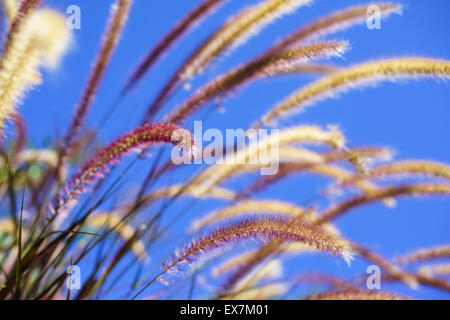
[417,264,450,278]
[197,146,331,185]
[180,0,314,81]
[311,164,392,196]
[190,200,314,231]
[86,213,150,263]
[211,242,327,278]
[262,58,450,125]
[0,148,58,167]
[243,146,394,195]
[222,283,288,300]
[395,245,450,264]
[192,125,345,195]
[275,2,401,48]
[0,218,14,235]
[0,8,71,133]
[340,160,450,187]
[1,0,18,22]
[144,184,237,202]
[219,259,286,299]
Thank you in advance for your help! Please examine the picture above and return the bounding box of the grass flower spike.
[123,0,229,93]
[166,40,349,124]
[66,0,133,147]
[262,58,450,125]
[53,123,196,213]
[276,2,401,48]
[0,8,70,133]
[307,289,408,300]
[2,0,19,23]
[395,245,450,264]
[180,0,313,80]
[163,216,354,277]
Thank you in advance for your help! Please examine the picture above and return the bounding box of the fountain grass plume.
[53,122,196,214]
[0,8,70,134]
[65,0,133,149]
[262,58,450,125]
[123,0,229,93]
[163,216,354,278]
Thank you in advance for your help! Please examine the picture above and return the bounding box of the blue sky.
[10,0,450,299]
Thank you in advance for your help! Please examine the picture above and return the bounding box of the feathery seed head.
[53,123,195,214]
[0,8,71,133]
[262,58,450,125]
[163,216,354,278]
